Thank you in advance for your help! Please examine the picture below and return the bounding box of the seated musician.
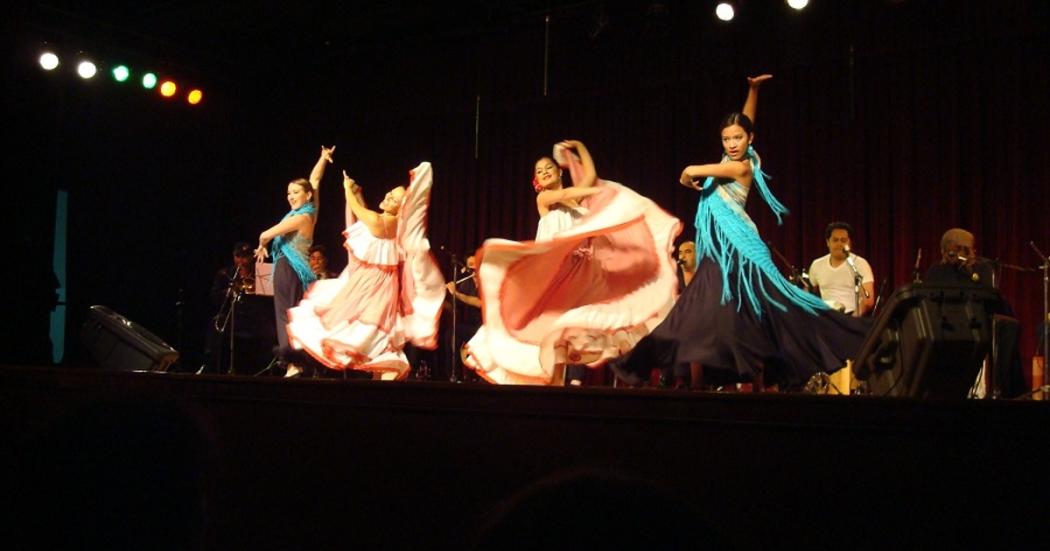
[445,254,482,381]
[808,221,875,316]
[202,242,274,374]
[308,244,338,280]
[926,227,1025,397]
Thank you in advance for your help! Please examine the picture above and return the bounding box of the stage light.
[187,89,203,105]
[787,0,809,10]
[142,72,157,89]
[112,65,130,82]
[159,80,177,97]
[77,60,98,79]
[716,2,735,21]
[39,52,60,71]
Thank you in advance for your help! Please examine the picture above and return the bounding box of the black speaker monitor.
[81,305,179,372]
[853,284,1001,398]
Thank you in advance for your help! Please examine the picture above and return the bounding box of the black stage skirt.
[612,260,872,388]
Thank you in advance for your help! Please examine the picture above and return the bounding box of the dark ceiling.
[17,1,605,75]
[16,1,1046,83]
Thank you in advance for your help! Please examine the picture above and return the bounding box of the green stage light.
[112,65,130,82]
[142,72,157,89]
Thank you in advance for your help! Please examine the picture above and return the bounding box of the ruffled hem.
[464,180,681,385]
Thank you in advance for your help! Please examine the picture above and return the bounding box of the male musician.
[808,222,875,316]
[308,244,338,280]
[202,242,273,374]
[925,228,994,286]
[926,227,1025,397]
[445,254,481,381]
[676,240,697,291]
[209,242,255,306]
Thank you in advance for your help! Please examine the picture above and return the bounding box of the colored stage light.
[787,0,809,10]
[142,72,157,89]
[716,2,735,21]
[39,52,60,71]
[112,65,130,82]
[160,80,177,97]
[187,89,203,105]
[77,60,98,79]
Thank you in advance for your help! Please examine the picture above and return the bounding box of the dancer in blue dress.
[610,75,871,389]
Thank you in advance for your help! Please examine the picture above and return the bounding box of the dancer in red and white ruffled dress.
[287,162,444,380]
[464,141,682,385]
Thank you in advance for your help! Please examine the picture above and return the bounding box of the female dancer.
[285,162,444,380]
[464,140,682,385]
[255,146,333,377]
[609,75,870,389]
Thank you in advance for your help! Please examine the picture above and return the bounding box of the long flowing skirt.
[464,181,682,385]
[611,260,872,388]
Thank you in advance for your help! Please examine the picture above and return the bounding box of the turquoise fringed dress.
[611,149,870,388]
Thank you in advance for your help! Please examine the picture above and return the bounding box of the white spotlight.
[716,2,735,22]
[787,0,809,10]
[39,52,60,71]
[77,60,97,79]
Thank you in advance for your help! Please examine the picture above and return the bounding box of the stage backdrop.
[5,1,1047,370]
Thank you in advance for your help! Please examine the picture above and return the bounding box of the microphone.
[843,245,858,268]
[676,257,686,266]
[842,245,869,298]
[954,254,991,264]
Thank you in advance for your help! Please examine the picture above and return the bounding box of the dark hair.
[308,244,327,257]
[719,111,754,135]
[232,241,253,258]
[824,221,854,241]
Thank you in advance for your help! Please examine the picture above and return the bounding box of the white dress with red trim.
[287,162,444,380]
[464,177,682,385]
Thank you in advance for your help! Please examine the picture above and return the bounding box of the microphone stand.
[449,253,460,383]
[843,251,867,317]
[1031,241,1050,397]
[212,267,244,375]
[766,241,808,291]
[871,277,889,317]
[911,248,923,284]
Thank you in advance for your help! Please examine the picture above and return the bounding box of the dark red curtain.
[7,1,1048,369]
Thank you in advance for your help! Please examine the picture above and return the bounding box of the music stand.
[853,283,1002,399]
[254,262,274,296]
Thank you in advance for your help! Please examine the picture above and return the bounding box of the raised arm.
[344,175,367,229]
[742,74,772,126]
[536,186,601,216]
[308,145,335,211]
[557,140,598,188]
[342,170,392,238]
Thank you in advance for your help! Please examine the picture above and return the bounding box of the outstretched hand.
[321,145,336,163]
[747,74,773,88]
[557,139,583,151]
[254,245,269,263]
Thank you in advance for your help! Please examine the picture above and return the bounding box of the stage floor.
[3,365,1047,548]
